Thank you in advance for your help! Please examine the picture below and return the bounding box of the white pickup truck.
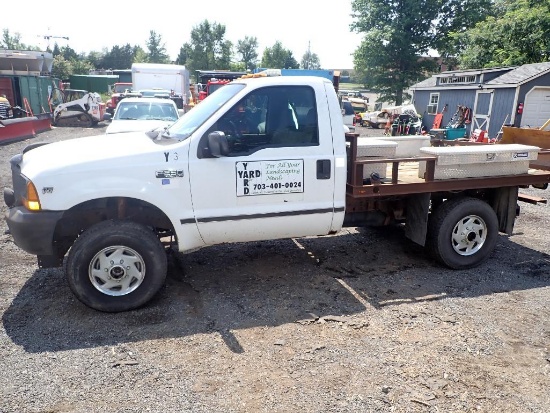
[4,75,550,312]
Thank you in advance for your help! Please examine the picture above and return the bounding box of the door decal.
[236,160,304,196]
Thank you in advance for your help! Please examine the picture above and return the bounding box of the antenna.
[307,41,311,70]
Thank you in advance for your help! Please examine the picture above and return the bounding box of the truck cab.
[4,75,347,312]
[106,82,133,115]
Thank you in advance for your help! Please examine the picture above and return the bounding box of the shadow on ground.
[3,225,549,353]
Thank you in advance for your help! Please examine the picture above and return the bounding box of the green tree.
[100,44,139,69]
[351,0,493,105]
[301,49,321,70]
[52,43,61,57]
[178,20,233,73]
[455,0,550,68]
[59,46,79,61]
[133,46,148,64]
[51,55,72,81]
[351,0,439,105]
[71,59,94,75]
[434,0,496,60]
[86,50,104,69]
[146,30,170,63]
[236,36,259,71]
[229,62,247,72]
[175,44,191,67]
[0,29,38,50]
[260,41,299,69]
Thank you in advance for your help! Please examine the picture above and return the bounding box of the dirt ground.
[1,123,549,413]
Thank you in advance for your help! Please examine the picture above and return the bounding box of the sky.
[5,1,364,69]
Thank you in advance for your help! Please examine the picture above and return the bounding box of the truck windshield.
[114,84,131,93]
[160,83,245,141]
[208,83,226,95]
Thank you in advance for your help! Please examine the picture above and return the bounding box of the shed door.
[521,87,550,128]
[472,90,494,132]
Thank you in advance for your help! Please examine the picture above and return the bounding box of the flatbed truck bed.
[345,133,550,201]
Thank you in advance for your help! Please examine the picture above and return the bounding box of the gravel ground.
[1,123,549,413]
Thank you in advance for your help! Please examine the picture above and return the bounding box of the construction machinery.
[195,70,247,101]
[105,82,133,115]
[51,88,105,127]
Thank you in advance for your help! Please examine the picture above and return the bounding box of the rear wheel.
[65,220,167,312]
[426,197,498,269]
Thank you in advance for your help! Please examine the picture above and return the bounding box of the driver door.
[188,84,337,245]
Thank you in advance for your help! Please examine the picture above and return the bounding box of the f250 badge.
[155,170,184,179]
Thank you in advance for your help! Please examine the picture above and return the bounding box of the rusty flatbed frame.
[345,134,550,199]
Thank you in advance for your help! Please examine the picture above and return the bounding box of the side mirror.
[103,112,112,122]
[207,131,229,157]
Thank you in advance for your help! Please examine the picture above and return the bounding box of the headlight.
[23,179,41,211]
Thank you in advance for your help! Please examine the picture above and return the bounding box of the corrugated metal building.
[0,50,60,115]
[69,74,118,93]
[410,62,550,139]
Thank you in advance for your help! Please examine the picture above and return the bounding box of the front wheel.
[426,197,499,269]
[65,220,167,312]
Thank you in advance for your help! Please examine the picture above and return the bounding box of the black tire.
[426,197,499,270]
[65,220,167,312]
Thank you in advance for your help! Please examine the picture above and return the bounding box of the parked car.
[104,97,180,135]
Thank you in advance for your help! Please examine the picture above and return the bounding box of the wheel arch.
[430,187,518,235]
[53,196,177,257]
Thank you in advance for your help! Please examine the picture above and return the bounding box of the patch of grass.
[340,82,366,91]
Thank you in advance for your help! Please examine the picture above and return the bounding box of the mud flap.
[404,193,431,246]
[38,254,64,268]
[492,186,518,235]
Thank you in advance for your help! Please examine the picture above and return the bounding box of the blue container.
[445,127,466,140]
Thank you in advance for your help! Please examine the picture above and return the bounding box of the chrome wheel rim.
[451,215,487,256]
[89,245,146,296]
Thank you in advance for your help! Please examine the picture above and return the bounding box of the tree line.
[1,21,321,81]
[351,0,550,105]
[2,0,549,106]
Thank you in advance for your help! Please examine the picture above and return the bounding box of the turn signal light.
[23,180,41,211]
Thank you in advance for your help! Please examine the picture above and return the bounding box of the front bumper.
[5,206,64,256]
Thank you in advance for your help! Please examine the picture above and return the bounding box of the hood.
[105,120,174,135]
[20,132,163,179]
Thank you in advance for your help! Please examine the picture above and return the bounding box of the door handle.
[317,159,331,179]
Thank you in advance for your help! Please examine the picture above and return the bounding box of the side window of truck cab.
[205,86,318,157]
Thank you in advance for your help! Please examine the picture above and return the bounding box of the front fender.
[33,169,204,252]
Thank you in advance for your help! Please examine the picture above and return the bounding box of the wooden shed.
[410,62,550,139]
